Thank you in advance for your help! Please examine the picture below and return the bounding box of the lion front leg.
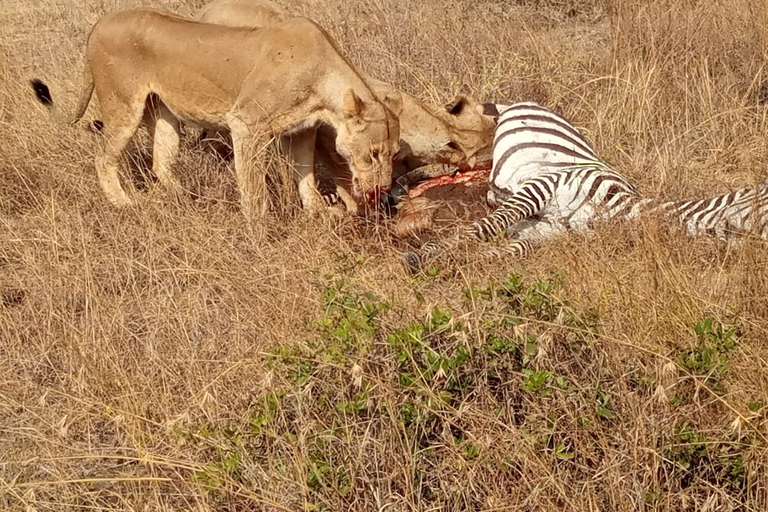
[278,129,328,213]
[145,98,182,198]
[331,185,359,215]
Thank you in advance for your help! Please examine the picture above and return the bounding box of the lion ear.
[343,89,364,119]
[382,91,403,117]
[481,102,500,118]
[446,95,468,115]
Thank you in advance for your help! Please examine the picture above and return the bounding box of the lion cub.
[31,9,402,216]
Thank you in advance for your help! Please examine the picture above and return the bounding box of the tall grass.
[1,0,767,510]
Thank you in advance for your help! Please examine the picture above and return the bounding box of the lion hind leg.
[95,95,147,207]
[227,114,271,218]
[147,99,182,196]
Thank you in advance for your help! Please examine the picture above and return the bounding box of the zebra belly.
[509,217,569,242]
[545,197,598,233]
[491,161,557,196]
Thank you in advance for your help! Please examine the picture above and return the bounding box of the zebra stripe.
[322,191,341,207]
[490,102,609,197]
[402,102,768,273]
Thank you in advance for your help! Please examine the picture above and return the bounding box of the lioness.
[195,0,496,221]
[31,9,402,216]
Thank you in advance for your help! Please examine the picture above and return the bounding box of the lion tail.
[31,61,94,126]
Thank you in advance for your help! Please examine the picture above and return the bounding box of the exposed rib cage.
[402,102,768,273]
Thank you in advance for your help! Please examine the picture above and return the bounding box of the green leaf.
[596,405,616,420]
[555,443,574,460]
[520,369,551,394]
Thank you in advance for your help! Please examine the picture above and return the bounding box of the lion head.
[335,89,403,203]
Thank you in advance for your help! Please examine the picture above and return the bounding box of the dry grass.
[2,0,768,510]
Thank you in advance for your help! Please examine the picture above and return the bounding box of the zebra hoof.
[401,252,422,275]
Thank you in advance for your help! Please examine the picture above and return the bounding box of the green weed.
[678,317,740,394]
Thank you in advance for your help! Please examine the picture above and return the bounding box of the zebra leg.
[484,239,534,259]
[321,191,341,207]
[465,177,555,241]
[402,240,444,275]
[401,179,557,275]
[453,220,559,264]
[481,218,565,259]
[401,234,534,276]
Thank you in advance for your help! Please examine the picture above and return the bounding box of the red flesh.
[407,164,492,199]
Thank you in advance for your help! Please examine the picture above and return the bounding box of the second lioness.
[32,9,402,216]
[196,0,497,217]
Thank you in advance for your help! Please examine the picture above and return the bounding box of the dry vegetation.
[2,0,768,510]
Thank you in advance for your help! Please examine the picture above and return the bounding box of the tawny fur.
[195,0,496,216]
[32,9,403,216]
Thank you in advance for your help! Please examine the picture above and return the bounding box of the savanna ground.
[2,0,768,510]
